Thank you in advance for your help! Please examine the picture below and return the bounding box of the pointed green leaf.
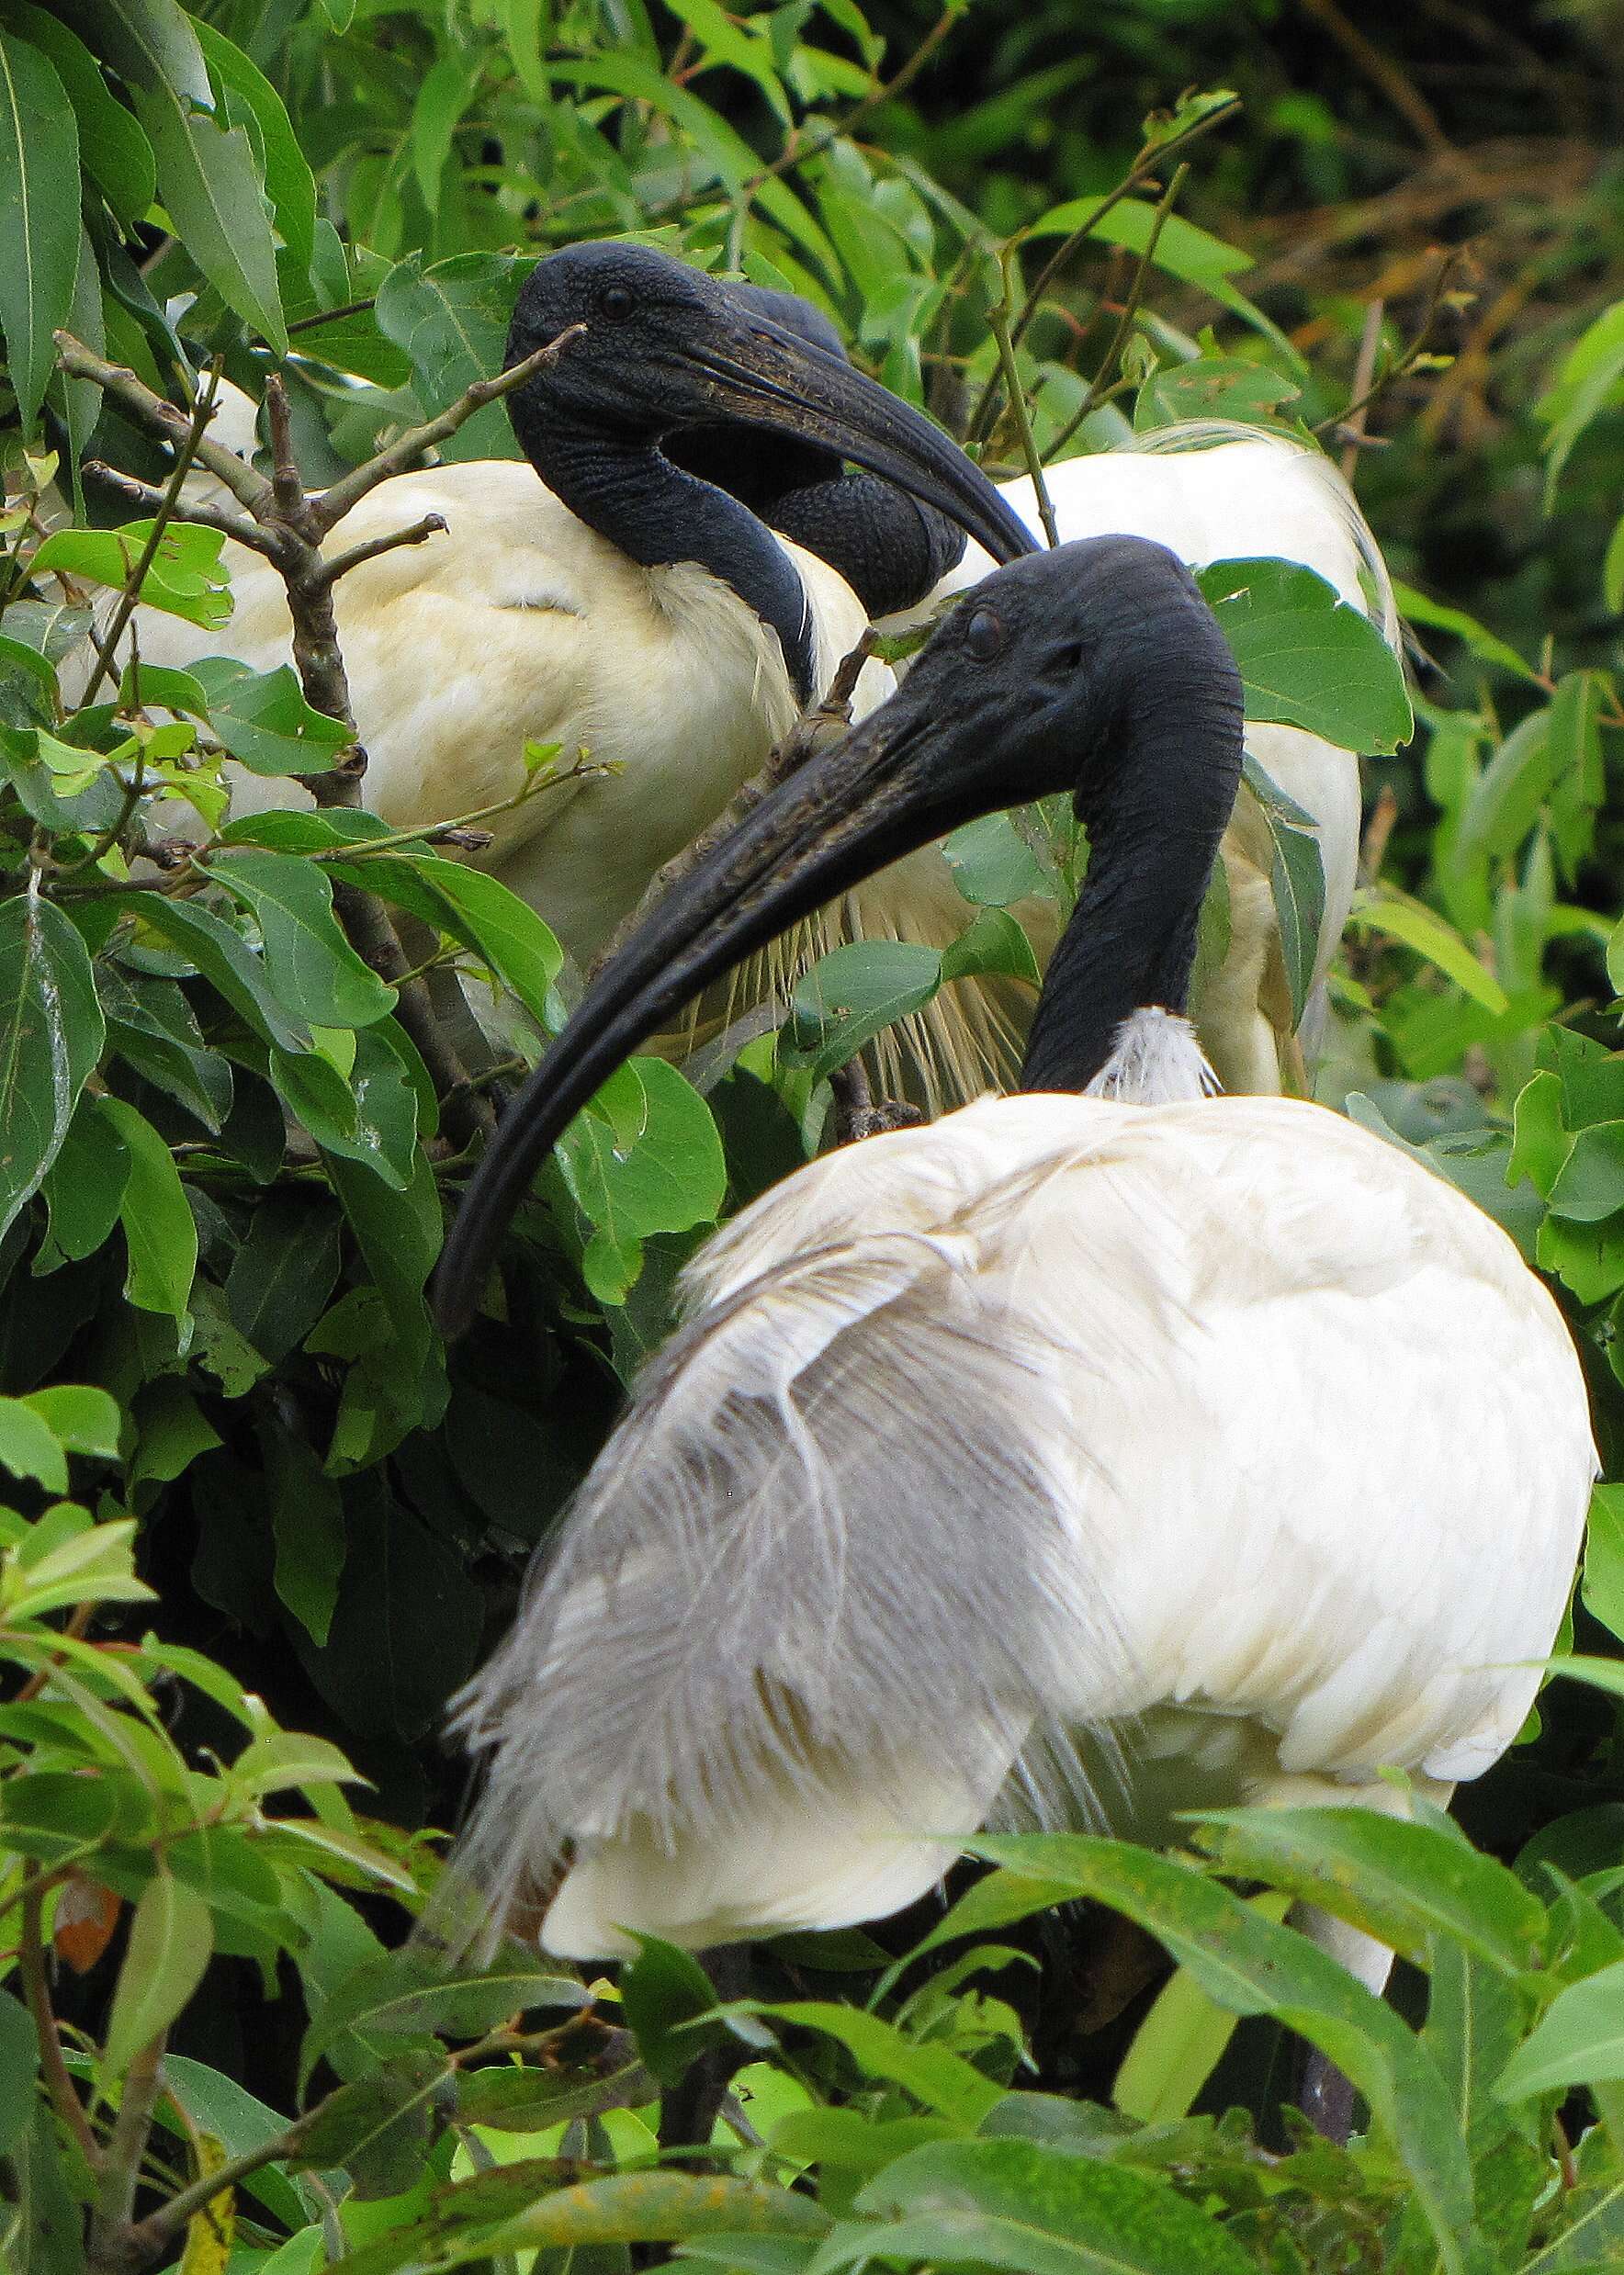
[96,1095,198,1318]
[101,1874,214,2081]
[0,892,105,1243]
[207,851,395,1030]
[0,32,81,431]
[1199,558,1412,752]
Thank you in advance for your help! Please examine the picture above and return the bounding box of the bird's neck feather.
[531,426,818,704]
[1021,696,1238,1098]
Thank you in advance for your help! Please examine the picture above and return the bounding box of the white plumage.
[440,535,1590,2019]
[459,1069,1592,1964]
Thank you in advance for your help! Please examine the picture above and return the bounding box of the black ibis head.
[504,242,1034,569]
[434,535,1244,1339]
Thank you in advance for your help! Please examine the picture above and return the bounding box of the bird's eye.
[599,286,636,321]
[964,609,1004,661]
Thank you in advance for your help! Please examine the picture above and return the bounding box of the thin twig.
[987,286,1057,546]
[78,369,221,710]
[21,1881,102,2171]
[1035,163,1187,465]
[1338,298,1386,482]
[1294,0,1452,152]
[80,467,274,559]
[310,325,585,535]
[1311,250,1460,438]
[314,513,449,588]
[119,2116,303,2260]
[968,100,1238,445]
[286,297,377,336]
[12,1600,95,1704]
[54,336,273,519]
[90,2033,168,2272]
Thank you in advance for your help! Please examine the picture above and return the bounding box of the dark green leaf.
[11,5,153,222]
[299,1946,584,2095]
[297,1488,474,1740]
[40,1095,130,1265]
[265,1426,344,1647]
[99,965,233,1133]
[290,2051,442,2197]
[0,893,105,1243]
[0,1988,41,2157]
[1583,1484,1624,1646]
[942,813,1050,909]
[556,1058,727,1260]
[225,1192,343,1362]
[271,1028,417,1188]
[96,1095,197,1317]
[0,31,81,431]
[785,940,943,1081]
[192,17,314,276]
[622,1934,728,2088]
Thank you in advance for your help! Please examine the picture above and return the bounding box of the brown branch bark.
[19,1881,102,2173]
[88,2033,167,2275]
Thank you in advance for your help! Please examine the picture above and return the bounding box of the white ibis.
[84,244,1033,1080]
[881,425,1403,1095]
[437,540,1592,2041]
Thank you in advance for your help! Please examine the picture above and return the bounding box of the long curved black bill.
[434,689,976,1339]
[683,312,1036,569]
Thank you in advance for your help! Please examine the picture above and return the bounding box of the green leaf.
[556,1058,727,1255]
[187,659,351,776]
[30,520,234,627]
[489,2175,830,2257]
[114,894,310,1053]
[0,1398,68,1492]
[0,32,82,432]
[266,1429,344,1647]
[967,1836,1473,2273]
[408,48,477,212]
[1135,355,1301,430]
[25,1385,121,1460]
[1582,1484,1624,1646]
[746,2003,1002,2127]
[65,0,288,351]
[1198,558,1413,752]
[942,813,1050,909]
[96,1095,198,1318]
[375,251,525,461]
[12,5,153,222]
[225,1193,342,1362]
[622,1933,730,2088]
[206,851,396,1029]
[299,1949,585,2095]
[101,1873,214,2082]
[99,965,234,1133]
[1113,1892,1291,2123]
[191,18,314,277]
[827,2136,1257,2275]
[1390,580,1539,683]
[1537,298,1624,503]
[322,1142,443,1391]
[272,1027,418,1188]
[1191,1807,1547,1976]
[1240,751,1325,1025]
[0,892,106,1244]
[0,1990,40,2158]
[1497,1958,1624,2099]
[1345,887,1509,1013]
[785,940,944,1082]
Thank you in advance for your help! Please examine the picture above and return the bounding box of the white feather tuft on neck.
[1083,1008,1220,1105]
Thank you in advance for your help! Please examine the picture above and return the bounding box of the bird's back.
[453,1090,1593,1954]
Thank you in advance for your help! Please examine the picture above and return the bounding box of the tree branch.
[54,335,275,519]
[309,325,586,535]
[20,1880,103,2173]
[314,512,449,588]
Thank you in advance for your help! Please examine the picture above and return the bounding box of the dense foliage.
[1,2,1623,2269]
